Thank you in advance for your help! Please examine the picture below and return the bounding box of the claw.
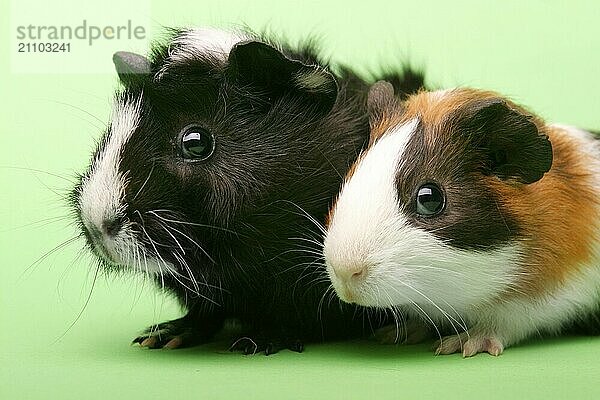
[132,315,222,350]
[264,343,278,356]
[289,340,304,353]
[140,337,158,348]
[163,336,183,349]
[244,343,258,355]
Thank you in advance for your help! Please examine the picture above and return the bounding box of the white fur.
[79,96,141,235]
[461,263,600,347]
[552,123,600,158]
[325,119,418,282]
[78,95,175,275]
[156,27,248,79]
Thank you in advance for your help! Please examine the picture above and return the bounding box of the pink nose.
[333,263,367,284]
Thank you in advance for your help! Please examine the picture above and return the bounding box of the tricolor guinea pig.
[71,28,424,354]
[323,81,600,357]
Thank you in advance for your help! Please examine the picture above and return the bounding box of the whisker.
[397,281,466,346]
[155,219,186,255]
[288,236,324,249]
[136,213,219,306]
[43,99,108,128]
[0,165,76,184]
[317,284,334,321]
[159,222,215,265]
[132,162,155,202]
[1,215,72,233]
[172,251,201,294]
[52,263,100,344]
[274,199,326,236]
[386,284,443,343]
[20,235,82,280]
[147,210,241,236]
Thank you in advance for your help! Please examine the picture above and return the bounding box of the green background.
[2,1,600,399]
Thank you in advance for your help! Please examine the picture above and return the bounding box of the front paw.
[229,335,304,356]
[434,332,504,357]
[132,314,223,350]
[132,318,197,349]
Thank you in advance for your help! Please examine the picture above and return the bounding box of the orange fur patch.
[488,125,600,295]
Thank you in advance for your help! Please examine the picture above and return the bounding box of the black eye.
[416,183,445,216]
[180,125,215,161]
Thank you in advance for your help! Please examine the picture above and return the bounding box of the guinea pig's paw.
[374,320,431,345]
[132,318,197,350]
[434,332,504,357]
[229,336,304,356]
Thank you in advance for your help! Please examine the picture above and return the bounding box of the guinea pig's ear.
[367,81,396,124]
[462,98,553,184]
[113,51,151,86]
[366,81,402,144]
[228,41,338,113]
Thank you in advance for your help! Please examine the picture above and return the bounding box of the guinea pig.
[323,81,600,357]
[71,28,425,354]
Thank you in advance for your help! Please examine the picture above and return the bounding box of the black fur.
[73,29,426,353]
[377,67,426,100]
[567,311,600,336]
[395,119,520,250]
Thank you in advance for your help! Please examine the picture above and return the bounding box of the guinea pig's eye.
[180,125,215,161]
[416,183,445,217]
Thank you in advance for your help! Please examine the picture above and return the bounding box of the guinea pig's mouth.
[79,218,134,267]
[328,274,370,306]
[91,241,111,262]
[332,283,358,304]
[82,218,179,276]
[87,230,126,267]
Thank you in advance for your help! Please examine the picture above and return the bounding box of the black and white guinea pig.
[71,27,425,354]
[323,81,600,357]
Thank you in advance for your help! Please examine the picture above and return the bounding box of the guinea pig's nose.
[102,216,124,237]
[334,263,368,284]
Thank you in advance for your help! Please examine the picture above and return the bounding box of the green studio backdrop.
[1,1,600,399]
